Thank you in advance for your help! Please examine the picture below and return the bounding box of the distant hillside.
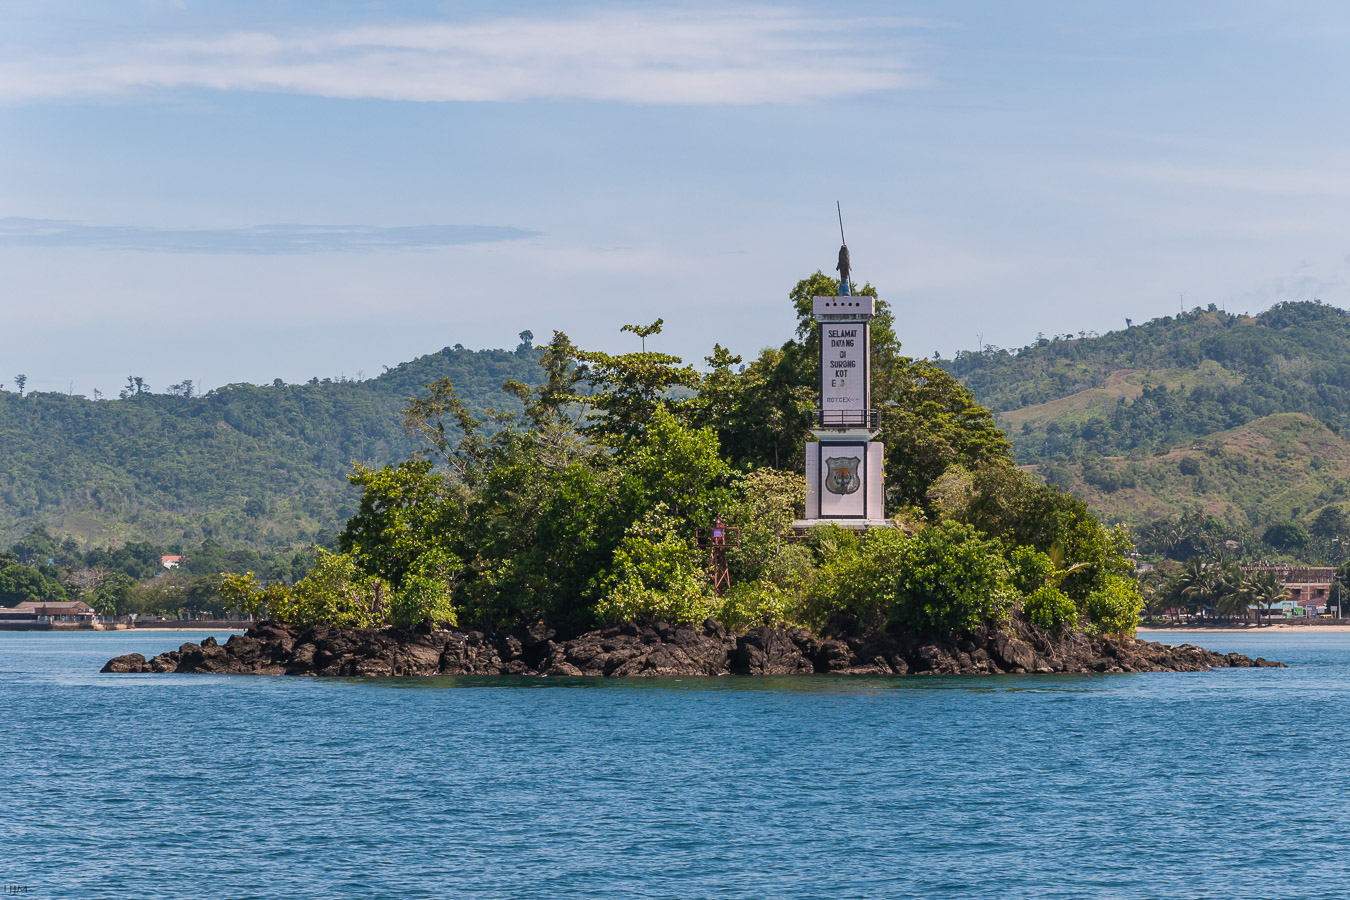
[0,344,544,548]
[942,301,1350,532]
[1032,413,1350,526]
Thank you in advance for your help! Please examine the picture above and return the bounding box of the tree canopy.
[236,274,1141,638]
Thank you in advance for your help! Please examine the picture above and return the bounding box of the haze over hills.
[940,300,1350,531]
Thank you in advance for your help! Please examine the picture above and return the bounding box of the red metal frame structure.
[695,518,741,597]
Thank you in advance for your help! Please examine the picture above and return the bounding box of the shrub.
[890,522,1018,632]
[271,550,388,628]
[1081,574,1143,635]
[926,465,975,520]
[219,572,265,619]
[1082,460,1122,492]
[804,525,906,632]
[390,548,459,629]
[1005,544,1054,596]
[723,468,814,591]
[718,579,803,631]
[804,522,1020,634]
[1022,584,1077,634]
[593,509,715,626]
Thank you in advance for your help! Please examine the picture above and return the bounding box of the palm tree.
[1248,570,1291,626]
[1137,569,1172,622]
[1333,561,1350,619]
[1177,556,1224,622]
[1213,564,1252,621]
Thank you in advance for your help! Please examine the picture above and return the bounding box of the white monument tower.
[799,224,888,528]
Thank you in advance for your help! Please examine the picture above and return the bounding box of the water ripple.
[0,629,1343,898]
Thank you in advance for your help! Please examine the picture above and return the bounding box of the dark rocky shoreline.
[102,618,1284,677]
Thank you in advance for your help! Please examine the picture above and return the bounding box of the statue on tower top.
[835,202,851,296]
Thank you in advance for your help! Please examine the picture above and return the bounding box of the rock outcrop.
[101,618,1284,677]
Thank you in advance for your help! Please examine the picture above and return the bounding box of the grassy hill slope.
[1033,413,1350,527]
[943,301,1350,531]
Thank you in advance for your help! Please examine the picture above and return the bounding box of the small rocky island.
[103,619,1282,677]
[97,279,1287,682]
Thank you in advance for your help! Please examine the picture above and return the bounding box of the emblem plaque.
[824,456,861,495]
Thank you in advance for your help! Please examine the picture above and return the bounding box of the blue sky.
[4,0,1350,396]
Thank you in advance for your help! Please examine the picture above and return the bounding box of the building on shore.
[0,600,97,624]
[1247,599,1326,619]
[1241,566,1336,604]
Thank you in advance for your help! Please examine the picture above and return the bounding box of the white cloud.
[0,218,535,253]
[0,8,924,106]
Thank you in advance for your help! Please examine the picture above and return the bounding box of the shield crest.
[824,456,861,495]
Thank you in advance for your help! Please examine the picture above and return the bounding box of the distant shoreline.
[132,621,250,631]
[0,623,247,633]
[1141,624,1350,634]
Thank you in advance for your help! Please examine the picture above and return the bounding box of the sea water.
[1,629,1347,899]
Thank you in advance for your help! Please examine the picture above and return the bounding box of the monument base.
[805,440,885,520]
[791,518,897,535]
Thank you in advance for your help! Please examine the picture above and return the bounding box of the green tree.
[220,572,268,619]
[90,574,136,616]
[1312,505,1350,539]
[340,460,465,591]
[593,507,714,626]
[0,564,67,607]
[804,523,1025,635]
[1082,574,1145,635]
[1248,569,1291,624]
[390,548,459,628]
[883,363,1013,510]
[697,273,882,472]
[1263,522,1310,553]
[572,319,701,443]
[722,467,813,591]
[1212,563,1251,620]
[272,550,389,628]
[620,405,734,528]
[1174,556,1216,620]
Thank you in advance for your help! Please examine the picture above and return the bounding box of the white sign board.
[820,324,868,412]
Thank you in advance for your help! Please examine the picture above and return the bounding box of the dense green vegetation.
[0,338,545,548]
[226,275,1140,638]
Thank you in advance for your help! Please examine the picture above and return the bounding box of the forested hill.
[942,301,1350,459]
[0,343,544,548]
[940,300,1350,532]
